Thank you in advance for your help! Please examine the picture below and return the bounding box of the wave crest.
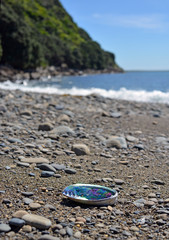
[0,80,169,103]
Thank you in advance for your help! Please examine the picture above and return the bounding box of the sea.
[0,71,169,104]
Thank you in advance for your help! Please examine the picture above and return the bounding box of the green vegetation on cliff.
[0,0,122,71]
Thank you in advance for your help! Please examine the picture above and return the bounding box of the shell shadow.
[60,197,97,209]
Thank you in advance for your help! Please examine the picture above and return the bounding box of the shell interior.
[63,184,117,201]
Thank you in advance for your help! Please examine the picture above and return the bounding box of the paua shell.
[62,184,118,206]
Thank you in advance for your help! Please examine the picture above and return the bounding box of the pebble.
[20,157,49,164]
[22,214,52,230]
[151,179,165,185]
[0,223,11,232]
[21,191,34,197]
[23,197,34,205]
[51,163,66,170]
[29,202,41,210]
[74,231,82,238]
[41,171,55,177]
[64,168,77,174]
[37,163,56,172]
[114,179,125,185]
[38,235,60,240]
[50,125,75,136]
[105,136,127,149]
[12,210,28,218]
[9,218,25,227]
[38,122,53,131]
[71,143,90,155]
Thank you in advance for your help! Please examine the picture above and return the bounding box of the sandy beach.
[0,89,169,240]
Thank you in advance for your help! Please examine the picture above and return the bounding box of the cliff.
[0,0,122,71]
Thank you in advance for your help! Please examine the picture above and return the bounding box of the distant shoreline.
[0,65,124,83]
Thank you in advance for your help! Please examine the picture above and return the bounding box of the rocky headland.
[0,90,169,239]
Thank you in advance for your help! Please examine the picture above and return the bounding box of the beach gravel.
[0,89,169,239]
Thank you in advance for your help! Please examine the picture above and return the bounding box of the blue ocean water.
[1,71,169,103]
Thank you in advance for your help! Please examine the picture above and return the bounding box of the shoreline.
[0,65,124,83]
[0,89,169,239]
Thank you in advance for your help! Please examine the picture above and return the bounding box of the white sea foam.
[0,80,169,104]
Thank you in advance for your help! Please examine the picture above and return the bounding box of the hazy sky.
[60,0,169,70]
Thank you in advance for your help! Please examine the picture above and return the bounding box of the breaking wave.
[0,80,169,104]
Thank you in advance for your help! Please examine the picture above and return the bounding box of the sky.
[60,0,169,71]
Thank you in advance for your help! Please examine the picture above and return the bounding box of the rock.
[41,171,55,177]
[12,210,28,218]
[21,192,34,197]
[66,226,73,236]
[9,218,25,228]
[38,122,53,131]
[64,168,77,174]
[110,112,122,118]
[20,157,49,164]
[144,200,155,207]
[74,231,81,238]
[17,162,30,167]
[50,126,75,136]
[20,110,32,116]
[22,225,32,233]
[133,144,144,150]
[105,136,127,149]
[0,223,11,232]
[37,163,56,173]
[38,235,60,240]
[57,114,70,122]
[130,226,139,232]
[29,202,41,210]
[151,179,165,185]
[126,135,138,142]
[133,199,146,207]
[23,198,33,205]
[51,163,66,170]
[7,138,23,144]
[114,179,125,185]
[22,214,52,230]
[71,144,90,155]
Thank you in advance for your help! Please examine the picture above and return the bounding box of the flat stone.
[64,168,76,174]
[29,202,41,210]
[151,179,165,185]
[21,192,34,197]
[110,112,122,118]
[41,171,55,177]
[38,234,60,240]
[20,157,49,164]
[114,179,125,185]
[51,163,66,170]
[17,162,30,167]
[23,198,33,205]
[126,135,138,142]
[7,138,23,144]
[0,223,11,232]
[71,144,90,155]
[37,163,56,173]
[22,214,52,230]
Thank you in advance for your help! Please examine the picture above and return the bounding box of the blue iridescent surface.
[63,184,115,200]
